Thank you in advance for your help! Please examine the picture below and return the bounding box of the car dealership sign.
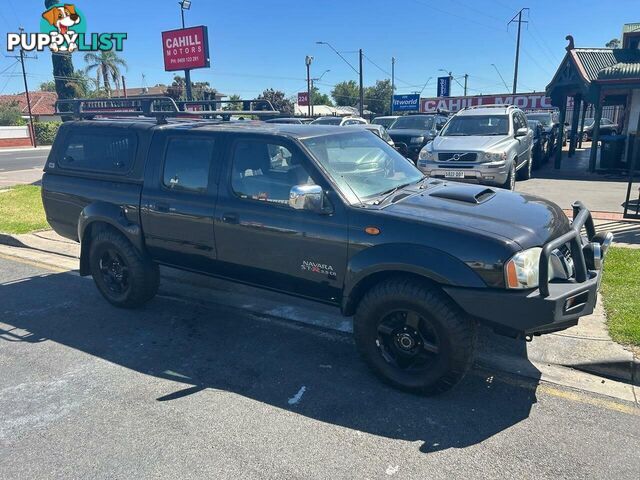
[161,26,210,72]
[421,92,554,112]
[392,94,420,112]
[298,92,309,106]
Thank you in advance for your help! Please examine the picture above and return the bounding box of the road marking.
[287,386,306,405]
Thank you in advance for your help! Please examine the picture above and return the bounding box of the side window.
[163,137,215,193]
[512,113,524,132]
[60,130,136,174]
[343,119,357,125]
[231,139,315,206]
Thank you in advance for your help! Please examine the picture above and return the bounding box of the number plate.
[444,170,465,178]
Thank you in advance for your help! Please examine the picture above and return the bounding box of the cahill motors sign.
[421,92,554,112]
[161,26,210,72]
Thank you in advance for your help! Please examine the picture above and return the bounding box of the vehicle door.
[213,135,349,302]
[512,112,529,166]
[141,131,220,271]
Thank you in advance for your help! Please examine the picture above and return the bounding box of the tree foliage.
[311,86,333,106]
[40,81,56,92]
[0,101,25,126]
[167,76,218,101]
[258,88,294,115]
[46,0,75,101]
[84,51,128,97]
[224,94,243,111]
[331,80,359,107]
[364,79,393,115]
[605,38,621,49]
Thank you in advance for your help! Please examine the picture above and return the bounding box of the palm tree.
[84,51,128,98]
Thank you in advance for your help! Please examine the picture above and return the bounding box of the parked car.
[265,117,307,124]
[569,118,619,141]
[310,116,367,126]
[527,119,548,169]
[349,123,396,148]
[526,110,560,155]
[387,113,449,162]
[42,98,613,395]
[371,116,399,129]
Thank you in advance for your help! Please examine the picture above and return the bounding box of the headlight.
[418,146,435,161]
[505,247,542,289]
[410,136,425,144]
[483,151,507,162]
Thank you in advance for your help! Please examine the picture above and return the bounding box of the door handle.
[222,213,239,224]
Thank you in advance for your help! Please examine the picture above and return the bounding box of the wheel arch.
[78,202,145,276]
[341,244,486,316]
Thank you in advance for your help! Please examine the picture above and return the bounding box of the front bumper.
[418,160,509,186]
[445,203,612,336]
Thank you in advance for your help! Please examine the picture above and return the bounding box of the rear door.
[141,130,220,271]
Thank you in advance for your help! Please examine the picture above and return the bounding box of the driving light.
[410,136,425,144]
[505,247,542,289]
[483,151,507,162]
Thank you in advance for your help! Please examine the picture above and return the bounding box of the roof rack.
[463,104,515,110]
[55,97,280,124]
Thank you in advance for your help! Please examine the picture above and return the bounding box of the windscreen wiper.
[374,182,412,205]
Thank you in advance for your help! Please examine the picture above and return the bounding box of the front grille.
[438,152,478,162]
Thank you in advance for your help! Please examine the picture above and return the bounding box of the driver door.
[213,135,349,302]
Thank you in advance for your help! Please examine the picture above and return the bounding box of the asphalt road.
[0,148,49,173]
[1,255,639,479]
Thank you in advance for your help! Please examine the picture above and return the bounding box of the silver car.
[417,105,533,190]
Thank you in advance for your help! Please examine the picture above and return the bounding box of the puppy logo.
[41,4,81,52]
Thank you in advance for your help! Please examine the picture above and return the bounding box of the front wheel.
[354,278,477,395]
[89,228,159,308]
[501,161,516,190]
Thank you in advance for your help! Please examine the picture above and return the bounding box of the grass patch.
[601,247,640,347]
[0,185,48,234]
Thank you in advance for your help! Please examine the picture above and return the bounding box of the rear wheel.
[89,228,159,308]
[354,278,477,395]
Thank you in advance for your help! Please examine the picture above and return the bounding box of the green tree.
[258,88,294,115]
[311,86,333,106]
[40,81,56,92]
[224,94,243,111]
[45,0,76,103]
[167,76,217,101]
[331,80,359,107]
[364,79,393,115]
[65,70,94,98]
[605,38,621,49]
[84,51,128,97]
[0,101,25,126]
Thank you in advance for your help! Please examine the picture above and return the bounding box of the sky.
[0,0,637,101]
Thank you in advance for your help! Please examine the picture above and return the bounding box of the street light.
[316,41,364,117]
[305,56,313,117]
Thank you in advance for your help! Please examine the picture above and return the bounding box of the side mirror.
[289,184,332,213]
[515,127,529,137]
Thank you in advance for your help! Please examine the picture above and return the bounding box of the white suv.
[418,105,533,190]
[310,116,368,126]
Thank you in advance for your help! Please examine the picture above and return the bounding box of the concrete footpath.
[0,228,637,406]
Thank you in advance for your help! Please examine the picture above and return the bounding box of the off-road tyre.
[354,277,477,395]
[89,227,159,308]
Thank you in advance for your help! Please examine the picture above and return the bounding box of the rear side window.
[163,137,216,193]
[60,130,136,174]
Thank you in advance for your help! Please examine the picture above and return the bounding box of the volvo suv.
[417,105,534,190]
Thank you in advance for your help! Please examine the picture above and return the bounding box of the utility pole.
[17,27,37,148]
[180,1,193,101]
[305,56,313,117]
[359,49,364,117]
[391,57,395,114]
[463,74,468,96]
[122,75,128,98]
[508,8,529,95]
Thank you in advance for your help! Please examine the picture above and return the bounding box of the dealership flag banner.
[161,26,210,72]
[421,92,554,112]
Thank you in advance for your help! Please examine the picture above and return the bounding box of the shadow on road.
[0,271,541,453]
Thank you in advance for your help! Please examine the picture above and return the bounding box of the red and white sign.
[421,92,554,113]
[161,26,210,72]
[298,92,309,106]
